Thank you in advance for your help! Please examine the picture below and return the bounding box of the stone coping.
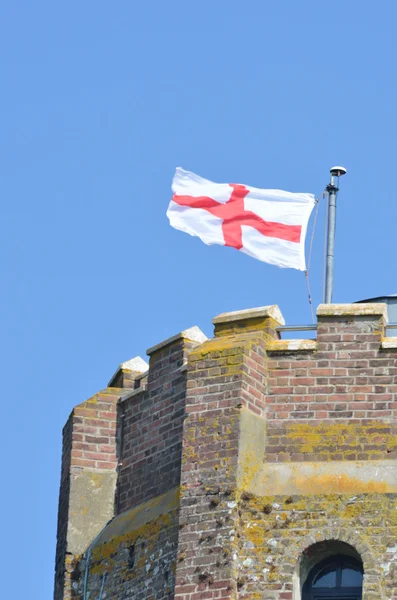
[121,356,149,372]
[107,356,149,387]
[147,326,208,356]
[212,305,285,326]
[381,337,397,349]
[267,339,317,352]
[317,303,388,321]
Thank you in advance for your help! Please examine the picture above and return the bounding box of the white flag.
[167,168,315,271]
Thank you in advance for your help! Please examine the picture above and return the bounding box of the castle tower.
[54,303,397,600]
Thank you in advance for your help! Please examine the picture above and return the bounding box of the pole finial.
[330,165,347,177]
[327,165,347,192]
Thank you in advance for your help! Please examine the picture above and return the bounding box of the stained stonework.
[74,488,180,599]
[54,304,397,600]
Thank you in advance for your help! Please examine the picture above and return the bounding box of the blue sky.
[1,1,396,597]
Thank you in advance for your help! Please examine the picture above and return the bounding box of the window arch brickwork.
[301,546,363,599]
[289,534,384,600]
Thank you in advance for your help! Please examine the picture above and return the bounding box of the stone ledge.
[147,326,208,356]
[91,487,180,549]
[267,339,317,352]
[381,337,397,349]
[317,303,388,321]
[247,460,397,496]
[213,305,285,326]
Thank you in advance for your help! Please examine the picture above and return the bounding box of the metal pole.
[324,177,338,303]
[324,166,346,304]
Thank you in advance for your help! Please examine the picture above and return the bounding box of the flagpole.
[324,166,347,303]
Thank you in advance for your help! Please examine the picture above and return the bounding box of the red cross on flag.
[167,168,315,271]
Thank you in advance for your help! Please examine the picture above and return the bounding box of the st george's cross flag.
[166,168,315,271]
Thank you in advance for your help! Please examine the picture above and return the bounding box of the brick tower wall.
[54,303,397,600]
[54,388,122,600]
[117,334,201,513]
[174,304,397,600]
[54,327,207,600]
[233,305,397,600]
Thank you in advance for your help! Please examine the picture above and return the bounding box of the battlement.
[54,303,397,600]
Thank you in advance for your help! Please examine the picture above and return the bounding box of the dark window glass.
[341,566,362,587]
[303,555,363,599]
[313,565,337,588]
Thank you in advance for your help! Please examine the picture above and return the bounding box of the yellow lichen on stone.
[284,421,397,456]
[316,303,388,320]
[89,473,105,488]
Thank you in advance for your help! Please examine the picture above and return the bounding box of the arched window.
[302,555,363,599]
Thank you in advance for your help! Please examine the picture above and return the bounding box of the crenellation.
[54,303,397,600]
